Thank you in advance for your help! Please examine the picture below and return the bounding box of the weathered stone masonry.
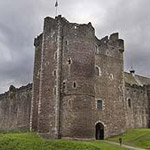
[124,72,150,129]
[30,16,150,139]
[95,33,126,137]
[0,84,32,131]
[0,16,150,139]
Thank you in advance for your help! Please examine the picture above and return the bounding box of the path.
[105,140,147,150]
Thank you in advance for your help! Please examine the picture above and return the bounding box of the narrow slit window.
[54,52,57,60]
[95,45,98,54]
[53,70,56,76]
[65,40,68,45]
[53,87,56,95]
[73,82,76,88]
[128,99,131,108]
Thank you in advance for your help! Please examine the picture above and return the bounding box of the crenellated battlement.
[0,83,32,100]
[95,32,124,58]
[36,16,95,43]
[0,83,32,131]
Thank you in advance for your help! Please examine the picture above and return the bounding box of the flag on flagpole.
[55,1,58,7]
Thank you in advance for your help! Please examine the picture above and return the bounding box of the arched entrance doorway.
[95,122,104,140]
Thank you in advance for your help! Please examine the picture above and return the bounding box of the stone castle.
[0,16,150,140]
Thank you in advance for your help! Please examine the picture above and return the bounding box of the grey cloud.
[0,0,150,93]
[0,0,36,93]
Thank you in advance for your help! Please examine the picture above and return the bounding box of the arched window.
[95,66,100,76]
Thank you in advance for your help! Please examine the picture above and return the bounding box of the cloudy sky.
[0,0,150,93]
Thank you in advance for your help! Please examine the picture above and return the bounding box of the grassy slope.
[0,132,130,150]
[108,129,150,149]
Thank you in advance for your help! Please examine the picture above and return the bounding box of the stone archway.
[95,122,104,140]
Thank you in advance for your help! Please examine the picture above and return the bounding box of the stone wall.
[0,84,32,131]
[124,72,150,129]
[31,16,128,139]
[146,85,150,127]
[21,16,150,139]
[60,19,96,139]
[30,33,42,131]
[34,17,59,138]
[31,16,97,138]
[95,33,126,137]
[125,83,149,129]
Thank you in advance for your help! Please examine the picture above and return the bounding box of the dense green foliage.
[108,128,150,149]
[0,132,130,150]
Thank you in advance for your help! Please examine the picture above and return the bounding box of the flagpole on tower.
[55,0,58,16]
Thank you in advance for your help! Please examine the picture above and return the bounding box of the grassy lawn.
[108,128,150,149]
[0,132,131,150]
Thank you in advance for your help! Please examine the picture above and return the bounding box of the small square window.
[97,100,102,111]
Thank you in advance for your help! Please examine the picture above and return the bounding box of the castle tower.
[30,15,127,139]
[30,16,96,139]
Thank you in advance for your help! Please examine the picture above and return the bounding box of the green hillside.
[108,128,150,149]
[0,129,149,150]
[0,132,130,150]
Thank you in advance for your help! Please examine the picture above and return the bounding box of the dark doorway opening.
[95,122,104,140]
